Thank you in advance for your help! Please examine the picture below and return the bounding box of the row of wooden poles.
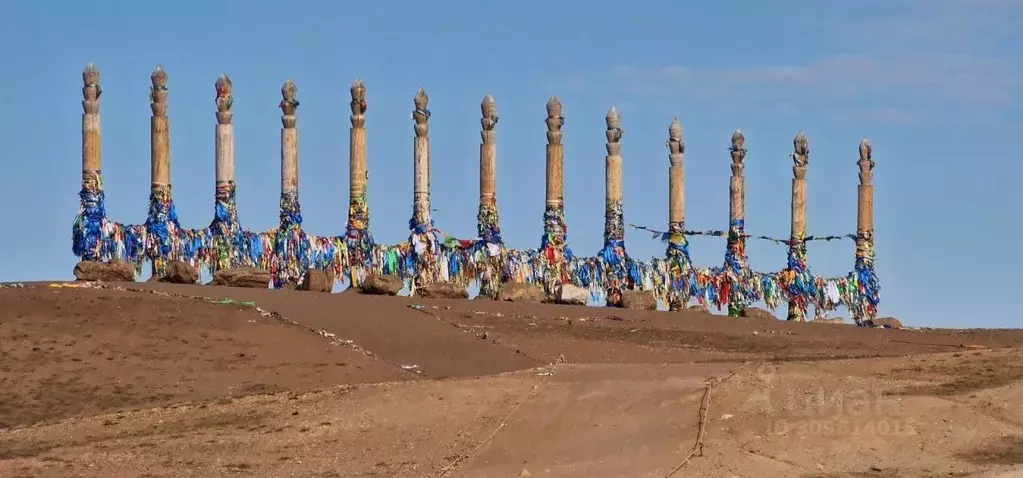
[79,65,876,318]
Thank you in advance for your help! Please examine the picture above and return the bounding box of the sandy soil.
[0,281,1021,477]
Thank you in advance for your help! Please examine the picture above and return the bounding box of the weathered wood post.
[274,79,308,288]
[725,129,748,316]
[477,94,504,298]
[145,66,181,277]
[853,138,879,324]
[345,79,373,283]
[664,118,691,311]
[601,106,630,306]
[208,74,242,272]
[409,88,437,292]
[539,96,569,299]
[72,64,107,262]
[787,131,811,321]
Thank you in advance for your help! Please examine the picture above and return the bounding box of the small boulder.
[498,282,544,303]
[417,282,468,299]
[357,274,403,296]
[160,260,199,284]
[299,268,334,293]
[867,316,902,329]
[210,267,270,289]
[741,307,778,321]
[621,290,657,310]
[812,317,847,325]
[687,304,712,314]
[73,260,135,282]
[557,284,589,306]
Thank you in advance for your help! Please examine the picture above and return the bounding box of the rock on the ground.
[621,290,657,310]
[498,283,544,303]
[556,284,590,306]
[210,267,270,289]
[357,274,403,296]
[741,307,778,321]
[417,282,468,299]
[73,260,135,282]
[812,317,847,325]
[687,304,711,314]
[160,260,199,284]
[868,316,903,329]
[299,269,334,293]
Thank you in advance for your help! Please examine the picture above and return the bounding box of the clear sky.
[1,1,1019,328]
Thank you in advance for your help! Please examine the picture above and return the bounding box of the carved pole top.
[149,66,168,116]
[351,78,365,99]
[481,94,495,114]
[151,66,167,89]
[481,94,498,134]
[793,131,810,156]
[667,117,684,158]
[82,63,100,86]
[605,106,620,128]
[731,129,745,151]
[669,117,682,142]
[215,74,233,124]
[280,79,299,113]
[546,96,562,117]
[414,88,429,111]
[859,137,872,161]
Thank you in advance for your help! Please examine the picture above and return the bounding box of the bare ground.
[0,282,1021,477]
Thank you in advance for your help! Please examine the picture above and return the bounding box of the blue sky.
[1,1,1019,327]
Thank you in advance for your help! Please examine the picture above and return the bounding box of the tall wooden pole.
[665,118,690,311]
[602,106,629,306]
[209,74,240,272]
[853,138,879,324]
[540,96,568,299]
[726,129,748,316]
[787,131,810,321]
[146,66,177,277]
[275,79,305,288]
[345,79,373,282]
[410,88,436,291]
[72,63,106,262]
[477,94,503,298]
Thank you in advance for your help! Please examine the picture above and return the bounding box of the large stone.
[556,284,589,306]
[621,290,657,310]
[73,260,135,282]
[417,282,468,300]
[357,274,403,296]
[812,317,847,325]
[210,267,270,289]
[498,282,544,303]
[867,316,903,329]
[740,307,778,321]
[687,304,712,314]
[160,260,199,284]
[299,268,334,293]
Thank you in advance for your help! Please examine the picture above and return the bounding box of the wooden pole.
[541,96,567,299]
[148,66,174,276]
[276,79,304,288]
[209,74,239,273]
[726,129,747,316]
[75,63,104,262]
[665,118,688,311]
[787,131,810,321]
[346,79,372,280]
[854,138,878,324]
[603,106,628,306]
[410,88,435,290]
[477,94,503,298]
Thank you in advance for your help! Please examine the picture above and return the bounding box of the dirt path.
[1,282,1021,477]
